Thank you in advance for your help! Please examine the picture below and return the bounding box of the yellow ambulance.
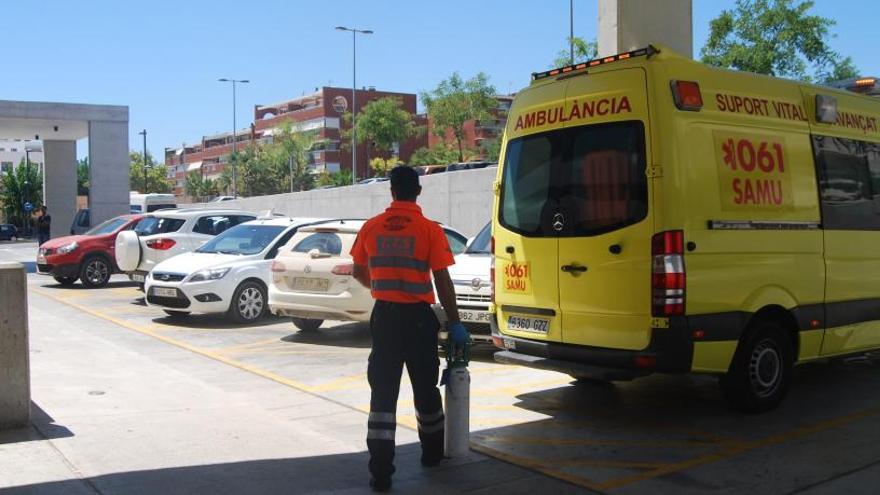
[490,45,880,412]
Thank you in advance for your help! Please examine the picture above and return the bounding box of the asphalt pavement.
[2,240,880,494]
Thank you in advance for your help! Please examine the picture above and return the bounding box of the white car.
[115,208,257,284]
[433,221,493,344]
[269,220,469,332]
[144,217,324,322]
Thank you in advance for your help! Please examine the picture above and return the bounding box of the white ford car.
[269,219,469,332]
[144,217,323,322]
[433,222,493,344]
[115,208,257,284]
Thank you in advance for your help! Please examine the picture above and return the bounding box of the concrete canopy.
[0,100,129,239]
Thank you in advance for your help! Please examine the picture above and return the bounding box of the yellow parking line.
[473,434,716,449]
[214,337,285,354]
[469,443,602,491]
[309,373,369,392]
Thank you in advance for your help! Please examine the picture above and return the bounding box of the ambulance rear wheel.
[721,319,793,413]
[292,317,323,332]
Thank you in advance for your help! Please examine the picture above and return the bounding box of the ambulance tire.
[722,320,793,413]
[292,317,323,332]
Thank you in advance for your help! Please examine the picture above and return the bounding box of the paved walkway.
[0,270,580,494]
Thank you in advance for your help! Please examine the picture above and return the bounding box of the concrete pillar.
[88,120,129,226]
[0,262,30,429]
[598,0,693,58]
[42,140,78,239]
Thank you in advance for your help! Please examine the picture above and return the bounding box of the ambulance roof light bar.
[532,45,659,81]
[827,76,880,96]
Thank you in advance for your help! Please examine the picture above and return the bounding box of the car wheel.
[721,319,794,413]
[292,318,323,332]
[53,276,78,286]
[163,310,190,318]
[229,281,267,324]
[80,256,111,288]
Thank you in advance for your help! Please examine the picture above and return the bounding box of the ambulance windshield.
[499,121,648,237]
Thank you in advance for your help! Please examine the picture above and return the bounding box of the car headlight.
[57,241,78,254]
[188,267,230,282]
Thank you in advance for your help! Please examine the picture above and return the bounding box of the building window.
[1,162,12,174]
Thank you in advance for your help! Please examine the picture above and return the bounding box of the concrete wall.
[194,168,497,237]
[598,0,693,58]
[0,262,30,429]
[42,140,77,239]
[88,120,130,228]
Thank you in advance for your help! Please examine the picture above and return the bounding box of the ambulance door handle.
[561,264,587,274]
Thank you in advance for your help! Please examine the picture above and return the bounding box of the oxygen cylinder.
[444,340,471,457]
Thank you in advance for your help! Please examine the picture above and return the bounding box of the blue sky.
[3,0,875,159]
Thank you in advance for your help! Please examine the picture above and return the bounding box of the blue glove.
[447,322,469,345]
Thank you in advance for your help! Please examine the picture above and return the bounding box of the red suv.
[37,214,144,288]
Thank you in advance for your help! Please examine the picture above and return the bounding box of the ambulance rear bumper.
[490,314,693,377]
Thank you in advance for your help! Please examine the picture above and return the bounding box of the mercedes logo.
[304,265,312,274]
[553,213,565,232]
[471,278,484,290]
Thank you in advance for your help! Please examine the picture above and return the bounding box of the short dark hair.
[390,166,420,201]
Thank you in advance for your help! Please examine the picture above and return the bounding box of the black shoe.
[370,477,392,492]
[421,454,446,467]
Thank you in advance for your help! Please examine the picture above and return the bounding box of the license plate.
[460,309,491,323]
[506,315,549,334]
[292,277,330,292]
[132,273,146,283]
[152,287,177,298]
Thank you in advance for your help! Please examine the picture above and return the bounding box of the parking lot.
[3,240,880,494]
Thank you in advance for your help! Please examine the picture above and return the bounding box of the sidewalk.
[0,287,581,494]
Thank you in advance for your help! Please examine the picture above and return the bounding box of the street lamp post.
[570,0,575,65]
[218,78,249,197]
[335,26,373,185]
[138,129,149,193]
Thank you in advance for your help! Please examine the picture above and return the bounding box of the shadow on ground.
[38,280,139,290]
[0,402,74,446]
[151,313,290,330]
[281,322,372,349]
[469,354,880,494]
[0,442,566,495]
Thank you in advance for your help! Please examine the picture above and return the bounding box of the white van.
[130,193,177,214]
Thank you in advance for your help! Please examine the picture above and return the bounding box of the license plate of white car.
[152,287,177,298]
[293,277,330,292]
[506,315,549,334]
[460,309,491,323]
[132,273,146,283]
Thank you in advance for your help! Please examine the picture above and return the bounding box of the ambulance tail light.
[490,236,496,303]
[671,80,703,111]
[651,230,685,317]
[331,263,354,276]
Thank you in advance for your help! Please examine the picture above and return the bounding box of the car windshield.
[465,222,491,254]
[197,224,285,255]
[84,217,128,236]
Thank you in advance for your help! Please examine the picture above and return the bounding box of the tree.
[265,122,317,192]
[0,159,43,231]
[701,0,858,83]
[316,169,354,188]
[409,144,462,167]
[551,36,598,68]
[346,96,422,165]
[184,171,217,200]
[369,156,402,177]
[76,157,90,196]
[129,151,172,193]
[421,72,497,162]
[480,138,503,163]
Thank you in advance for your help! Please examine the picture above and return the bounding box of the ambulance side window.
[813,135,880,230]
